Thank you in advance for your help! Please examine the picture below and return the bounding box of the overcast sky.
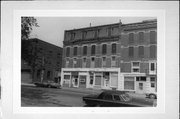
[30,17,156,47]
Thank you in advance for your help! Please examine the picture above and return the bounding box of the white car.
[145,92,157,99]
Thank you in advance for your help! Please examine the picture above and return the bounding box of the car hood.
[83,94,99,99]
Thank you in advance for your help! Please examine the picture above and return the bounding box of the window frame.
[102,43,107,55]
[65,46,70,57]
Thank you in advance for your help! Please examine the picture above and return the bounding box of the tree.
[21,17,39,82]
[21,17,39,40]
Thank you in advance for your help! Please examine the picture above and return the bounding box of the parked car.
[34,81,61,89]
[83,90,155,107]
[145,92,157,99]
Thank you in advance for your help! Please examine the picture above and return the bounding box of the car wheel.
[149,94,156,99]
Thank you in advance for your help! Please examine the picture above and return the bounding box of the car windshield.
[120,94,130,101]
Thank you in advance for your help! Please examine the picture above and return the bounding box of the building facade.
[61,20,157,94]
[21,38,63,83]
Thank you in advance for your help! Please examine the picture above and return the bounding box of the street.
[21,85,100,107]
[21,85,156,107]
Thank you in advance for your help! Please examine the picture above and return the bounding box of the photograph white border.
[1,1,179,119]
[13,10,165,114]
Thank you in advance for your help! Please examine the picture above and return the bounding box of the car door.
[102,94,114,107]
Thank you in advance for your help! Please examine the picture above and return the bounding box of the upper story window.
[73,47,78,56]
[71,33,76,40]
[91,45,96,55]
[102,57,106,67]
[83,31,87,39]
[132,62,140,73]
[150,45,156,58]
[139,32,144,43]
[47,71,51,79]
[128,47,134,57]
[102,44,107,55]
[111,43,117,54]
[150,31,156,44]
[83,46,87,56]
[108,27,111,36]
[138,46,144,58]
[82,57,87,68]
[66,47,70,57]
[111,56,116,67]
[129,33,134,44]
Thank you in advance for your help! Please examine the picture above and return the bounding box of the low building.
[21,38,63,83]
[61,19,157,94]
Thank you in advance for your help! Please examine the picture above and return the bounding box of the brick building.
[61,19,157,94]
[21,38,63,84]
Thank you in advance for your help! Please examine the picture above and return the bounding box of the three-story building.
[61,19,157,94]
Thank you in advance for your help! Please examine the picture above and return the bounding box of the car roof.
[102,90,128,95]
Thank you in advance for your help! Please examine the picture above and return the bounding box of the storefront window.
[124,77,135,90]
[64,75,70,79]
[95,75,101,86]
[90,76,93,85]
[110,72,118,87]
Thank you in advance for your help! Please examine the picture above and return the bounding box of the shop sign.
[72,71,79,76]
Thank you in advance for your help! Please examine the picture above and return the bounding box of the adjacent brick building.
[21,38,63,84]
[61,19,157,94]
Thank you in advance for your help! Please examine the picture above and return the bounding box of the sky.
[30,17,156,47]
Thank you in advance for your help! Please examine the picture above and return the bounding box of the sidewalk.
[21,83,146,98]
[61,87,102,94]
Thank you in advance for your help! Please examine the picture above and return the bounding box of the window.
[129,33,134,44]
[124,77,135,90]
[91,57,95,68]
[132,62,140,73]
[150,45,156,58]
[138,46,144,58]
[95,75,101,86]
[110,72,118,87]
[64,75,70,80]
[149,62,156,74]
[47,71,51,79]
[139,32,144,43]
[83,46,87,55]
[111,56,116,67]
[150,63,155,71]
[65,59,69,68]
[129,47,134,57]
[150,31,156,44]
[37,69,41,78]
[102,44,107,55]
[66,47,70,57]
[102,57,106,67]
[136,77,146,81]
[104,94,113,100]
[90,75,94,85]
[111,43,117,54]
[150,77,156,82]
[91,45,96,55]
[71,33,75,40]
[139,83,143,90]
[73,47,77,56]
[73,58,77,68]
[113,95,121,101]
[83,31,87,39]
[82,57,86,68]
[132,62,140,67]
[151,83,155,88]
[132,68,140,72]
